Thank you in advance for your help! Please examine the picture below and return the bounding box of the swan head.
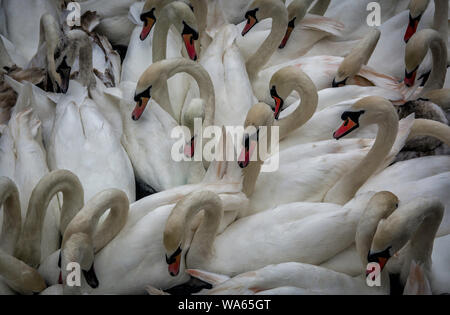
[269,66,315,119]
[164,191,221,277]
[242,0,287,36]
[161,2,199,61]
[238,103,274,168]
[140,0,160,40]
[279,0,310,49]
[181,98,205,158]
[60,233,98,291]
[368,197,443,273]
[404,29,435,87]
[333,96,396,140]
[404,0,430,42]
[140,0,194,41]
[356,191,399,271]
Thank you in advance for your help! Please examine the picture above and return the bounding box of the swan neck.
[433,0,448,39]
[407,118,450,147]
[242,162,263,197]
[14,171,84,268]
[0,177,22,255]
[325,111,398,205]
[152,17,170,62]
[277,75,318,140]
[421,32,448,94]
[0,249,46,294]
[167,61,215,127]
[246,11,288,80]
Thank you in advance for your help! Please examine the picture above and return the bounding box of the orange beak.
[168,254,181,277]
[273,96,283,120]
[132,97,150,121]
[242,15,257,36]
[404,15,420,43]
[333,118,358,139]
[140,17,156,41]
[279,25,294,49]
[183,33,198,61]
[404,69,417,87]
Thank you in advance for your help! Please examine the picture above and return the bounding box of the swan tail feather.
[186,269,230,286]
[299,15,345,37]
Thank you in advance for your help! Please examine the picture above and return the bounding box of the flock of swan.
[0,0,449,295]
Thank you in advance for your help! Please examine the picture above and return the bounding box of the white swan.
[238,77,415,212]
[187,194,444,295]
[162,190,398,279]
[39,176,248,294]
[240,0,410,106]
[0,0,62,62]
[46,80,136,203]
[237,0,344,68]
[131,58,214,185]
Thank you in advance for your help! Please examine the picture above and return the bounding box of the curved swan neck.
[407,118,450,147]
[152,11,171,62]
[0,249,46,295]
[273,68,318,140]
[0,177,22,255]
[62,189,129,253]
[355,192,398,266]
[14,170,84,268]
[373,198,444,280]
[325,100,399,205]
[246,2,288,80]
[165,59,215,127]
[335,29,380,82]
[409,30,448,96]
[308,0,331,16]
[165,191,223,264]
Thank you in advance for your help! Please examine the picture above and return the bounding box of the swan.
[323,96,450,205]
[132,58,213,168]
[236,0,344,68]
[46,80,136,203]
[39,177,248,294]
[404,0,448,44]
[0,177,47,294]
[0,0,62,62]
[404,29,448,97]
[162,190,399,279]
[79,0,138,47]
[186,194,444,295]
[242,94,449,212]
[95,79,194,193]
[240,0,410,106]
[4,105,61,261]
[27,14,96,94]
